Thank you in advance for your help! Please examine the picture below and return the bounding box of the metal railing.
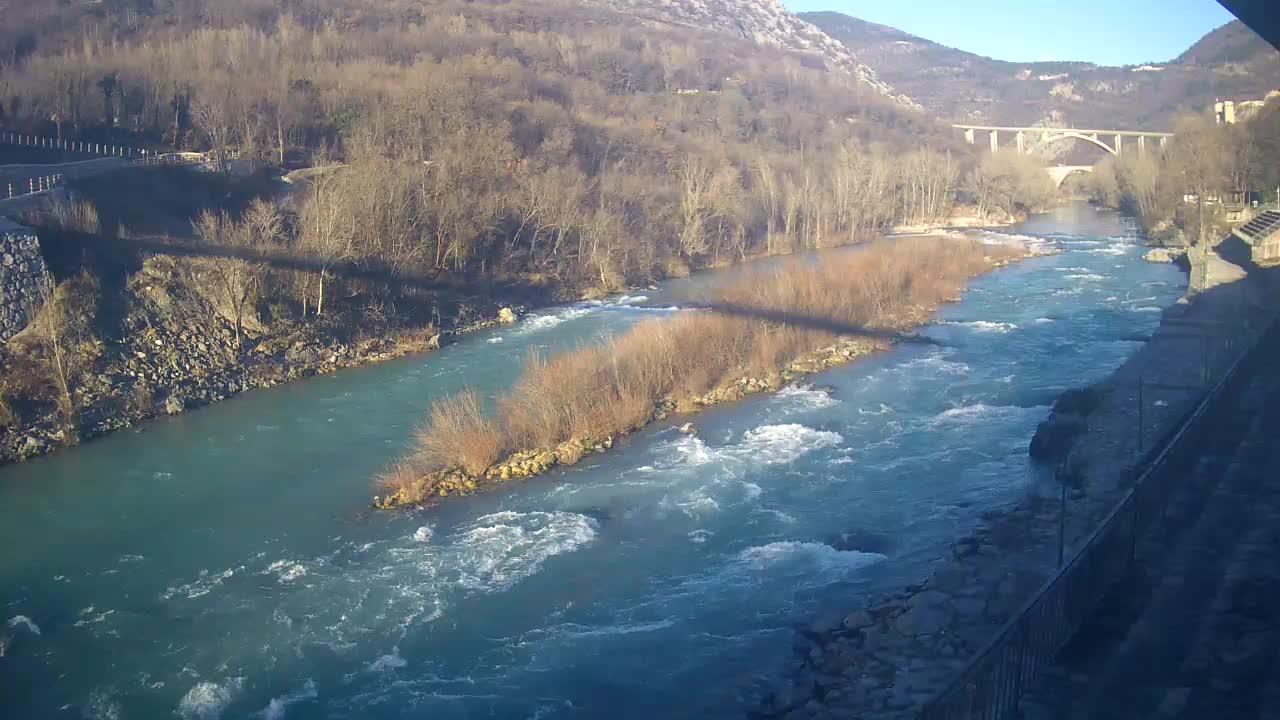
[918,312,1278,720]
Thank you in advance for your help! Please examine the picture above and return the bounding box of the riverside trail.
[0,204,1184,720]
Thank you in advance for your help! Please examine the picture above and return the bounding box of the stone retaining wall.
[0,224,49,342]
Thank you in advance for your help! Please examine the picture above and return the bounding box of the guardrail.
[2,153,210,202]
[1,131,149,159]
[918,312,1278,720]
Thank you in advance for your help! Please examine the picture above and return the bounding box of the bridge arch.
[1043,132,1117,156]
[1048,166,1094,188]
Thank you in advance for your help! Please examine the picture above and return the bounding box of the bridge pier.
[1160,136,1168,149]
[964,128,975,145]
[1115,135,1123,156]
[990,129,998,154]
[1138,136,1146,154]
[1016,131,1026,154]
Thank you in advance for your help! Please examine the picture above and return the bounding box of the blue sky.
[783,0,1237,66]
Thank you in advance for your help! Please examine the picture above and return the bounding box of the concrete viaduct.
[953,125,1177,186]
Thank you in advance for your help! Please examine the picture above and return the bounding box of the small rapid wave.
[6,615,41,635]
[516,306,597,333]
[259,679,318,720]
[735,541,885,577]
[162,567,241,600]
[931,403,1051,426]
[178,679,243,720]
[773,384,838,414]
[943,320,1018,333]
[263,560,307,583]
[453,511,598,593]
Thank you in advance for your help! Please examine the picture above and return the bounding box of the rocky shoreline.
[0,248,550,467]
[754,253,1273,719]
[376,334,895,508]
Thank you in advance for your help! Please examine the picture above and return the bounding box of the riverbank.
[0,218,1002,470]
[0,253,551,465]
[757,250,1276,718]
[379,235,1038,509]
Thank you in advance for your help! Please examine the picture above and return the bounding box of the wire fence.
[918,311,1278,720]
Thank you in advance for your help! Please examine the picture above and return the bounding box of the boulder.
[810,612,843,634]
[497,307,519,324]
[895,593,954,636]
[1143,247,1186,264]
[164,395,185,415]
[1029,386,1105,463]
[842,610,873,631]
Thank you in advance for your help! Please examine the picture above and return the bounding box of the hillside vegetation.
[0,0,1060,463]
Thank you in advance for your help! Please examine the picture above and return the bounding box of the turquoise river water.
[0,204,1184,720]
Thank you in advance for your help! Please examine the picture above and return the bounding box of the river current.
[0,204,1184,720]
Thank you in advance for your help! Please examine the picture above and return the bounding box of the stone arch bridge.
[953,125,1175,186]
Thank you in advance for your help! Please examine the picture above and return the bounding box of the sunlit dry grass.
[389,237,1021,489]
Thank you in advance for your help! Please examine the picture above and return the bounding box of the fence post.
[1137,377,1145,455]
[1202,335,1210,385]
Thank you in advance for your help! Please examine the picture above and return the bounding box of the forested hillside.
[1,0,1064,462]
[0,0,1024,291]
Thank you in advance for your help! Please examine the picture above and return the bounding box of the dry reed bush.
[413,237,1013,475]
[35,198,101,235]
[414,389,505,475]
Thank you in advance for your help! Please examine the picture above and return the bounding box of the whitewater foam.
[263,560,307,583]
[737,424,843,465]
[162,566,241,600]
[178,679,243,720]
[1063,273,1105,281]
[453,511,598,593]
[774,384,838,413]
[735,541,885,577]
[944,320,1018,333]
[1085,245,1129,256]
[259,679,318,720]
[6,615,41,635]
[932,403,1051,426]
[517,306,596,333]
[487,337,504,344]
[413,525,435,543]
[368,647,408,673]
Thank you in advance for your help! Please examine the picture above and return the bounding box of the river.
[0,204,1184,720]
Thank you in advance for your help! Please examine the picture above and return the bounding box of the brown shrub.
[410,237,1021,476]
[414,389,506,475]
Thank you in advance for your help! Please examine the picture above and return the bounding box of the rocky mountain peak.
[588,0,917,107]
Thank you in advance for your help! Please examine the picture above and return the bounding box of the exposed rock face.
[1144,247,1188,264]
[0,222,50,342]
[590,0,914,107]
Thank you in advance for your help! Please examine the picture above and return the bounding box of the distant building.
[1215,90,1280,124]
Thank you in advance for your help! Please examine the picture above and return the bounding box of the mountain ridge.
[802,12,1279,129]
